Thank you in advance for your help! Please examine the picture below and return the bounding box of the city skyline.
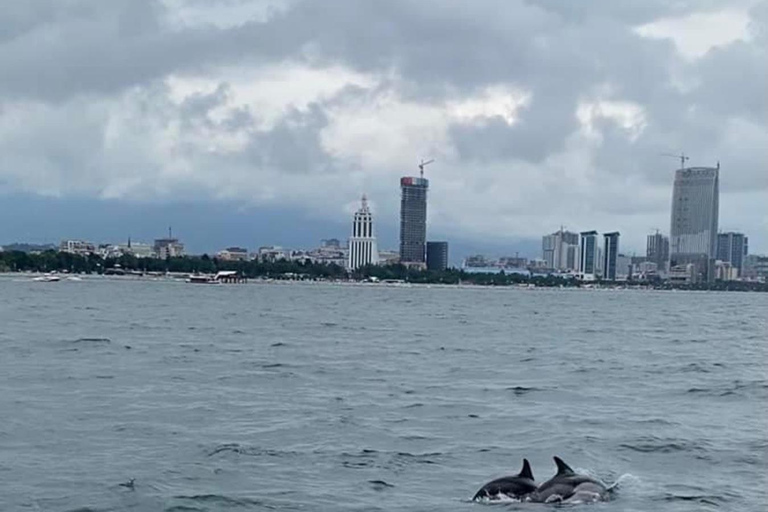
[0,185,757,264]
[1,165,759,281]
[0,2,766,255]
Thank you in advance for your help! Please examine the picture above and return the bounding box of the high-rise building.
[716,232,748,273]
[670,165,719,281]
[579,231,599,280]
[602,232,620,280]
[399,176,429,265]
[615,254,632,279]
[646,231,670,272]
[542,235,557,268]
[542,229,579,271]
[426,241,449,271]
[348,194,379,270]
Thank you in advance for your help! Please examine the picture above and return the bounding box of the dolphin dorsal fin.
[519,458,534,480]
[553,456,575,475]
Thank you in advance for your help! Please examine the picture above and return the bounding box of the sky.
[1,0,766,258]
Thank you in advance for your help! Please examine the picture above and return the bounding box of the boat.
[187,273,219,284]
[32,273,61,282]
[186,271,244,284]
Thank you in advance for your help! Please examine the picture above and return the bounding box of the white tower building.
[348,194,379,270]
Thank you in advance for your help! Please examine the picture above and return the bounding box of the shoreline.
[2,271,766,293]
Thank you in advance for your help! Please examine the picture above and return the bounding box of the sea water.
[0,276,766,511]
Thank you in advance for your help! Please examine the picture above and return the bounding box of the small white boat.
[32,274,61,282]
[186,274,219,284]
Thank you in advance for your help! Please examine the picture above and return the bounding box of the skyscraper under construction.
[669,165,719,281]
[399,176,429,265]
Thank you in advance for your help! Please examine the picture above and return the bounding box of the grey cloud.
[0,1,271,102]
[449,92,579,163]
[244,104,333,175]
[528,0,729,25]
[0,0,766,251]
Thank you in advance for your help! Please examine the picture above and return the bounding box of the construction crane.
[661,152,689,170]
[418,159,434,178]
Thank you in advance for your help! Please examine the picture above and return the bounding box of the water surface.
[0,276,766,511]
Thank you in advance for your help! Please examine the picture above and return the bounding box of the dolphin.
[529,456,610,503]
[472,459,537,501]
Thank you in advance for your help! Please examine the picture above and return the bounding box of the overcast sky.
[1,0,766,255]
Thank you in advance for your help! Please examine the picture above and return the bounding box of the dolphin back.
[529,457,608,503]
[553,456,575,475]
[519,458,534,481]
[472,459,537,501]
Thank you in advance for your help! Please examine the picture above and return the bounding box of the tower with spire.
[348,194,379,270]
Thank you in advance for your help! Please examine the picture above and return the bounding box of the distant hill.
[0,243,57,253]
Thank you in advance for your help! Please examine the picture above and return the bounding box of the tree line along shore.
[0,250,766,292]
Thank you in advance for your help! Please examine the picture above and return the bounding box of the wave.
[659,493,729,506]
[505,386,543,396]
[686,380,768,397]
[207,443,299,458]
[368,479,395,490]
[619,436,710,454]
[171,494,272,509]
[67,337,111,344]
[340,449,443,470]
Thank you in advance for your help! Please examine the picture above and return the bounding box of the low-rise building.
[154,238,185,259]
[463,255,490,268]
[714,260,738,281]
[217,247,249,261]
[668,263,698,284]
[742,254,768,281]
[498,256,528,268]
[377,250,400,265]
[122,242,154,258]
[311,243,348,267]
[528,258,549,270]
[632,260,658,280]
[60,240,96,255]
[257,246,289,263]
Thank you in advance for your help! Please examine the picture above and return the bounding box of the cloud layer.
[1,0,766,253]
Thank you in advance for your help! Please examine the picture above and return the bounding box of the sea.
[0,275,766,512]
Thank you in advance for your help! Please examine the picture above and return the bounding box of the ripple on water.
[658,493,732,506]
[65,337,112,344]
[504,386,544,396]
[618,436,711,454]
[369,479,396,490]
[171,495,274,509]
[339,449,444,471]
[686,380,768,398]
[207,443,301,459]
